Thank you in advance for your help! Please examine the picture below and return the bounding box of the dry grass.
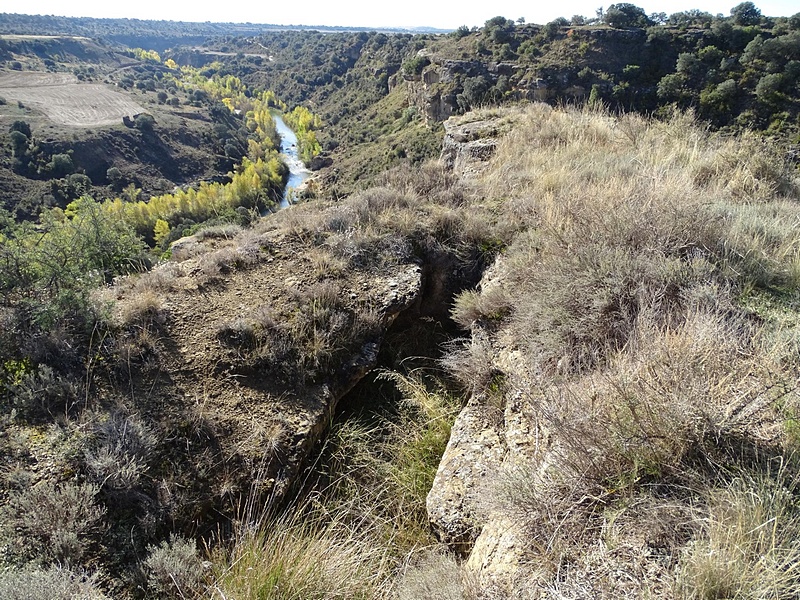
[212,505,392,600]
[471,104,799,375]
[676,467,800,599]
[439,104,800,596]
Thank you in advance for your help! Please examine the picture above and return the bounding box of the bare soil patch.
[0,71,144,127]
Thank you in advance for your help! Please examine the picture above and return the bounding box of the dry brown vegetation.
[438,104,800,597]
[3,99,800,599]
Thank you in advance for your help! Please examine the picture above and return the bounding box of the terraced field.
[0,71,144,127]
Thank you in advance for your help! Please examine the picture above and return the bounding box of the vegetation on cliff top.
[1,3,800,598]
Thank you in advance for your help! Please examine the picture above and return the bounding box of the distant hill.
[0,13,451,51]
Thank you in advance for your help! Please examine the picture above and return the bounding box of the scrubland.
[2,102,800,599]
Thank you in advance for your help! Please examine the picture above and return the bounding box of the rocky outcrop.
[430,123,546,592]
[440,116,501,178]
[110,222,426,528]
[426,400,505,551]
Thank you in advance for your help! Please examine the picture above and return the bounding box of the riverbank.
[273,112,312,208]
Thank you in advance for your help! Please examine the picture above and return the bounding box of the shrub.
[134,113,155,132]
[0,566,108,600]
[143,534,206,599]
[84,412,157,492]
[3,364,79,420]
[0,480,105,566]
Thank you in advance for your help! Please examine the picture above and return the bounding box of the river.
[273,113,312,208]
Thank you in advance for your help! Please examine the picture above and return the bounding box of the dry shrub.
[193,223,243,240]
[84,412,157,493]
[143,534,206,599]
[198,247,248,278]
[533,311,784,495]
[451,286,512,328]
[132,263,182,292]
[0,480,105,566]
[4,364,80,420]
[0,566,109,600]
[119,289,166,330]
[306,247,346,280]
[439,335,498,397]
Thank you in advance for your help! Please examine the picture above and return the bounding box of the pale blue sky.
[18,0,800,29]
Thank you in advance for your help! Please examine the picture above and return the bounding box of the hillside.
[1,6,800,600]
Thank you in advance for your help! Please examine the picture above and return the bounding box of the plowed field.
[0,71,144,127]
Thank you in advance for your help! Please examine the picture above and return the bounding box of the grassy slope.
[442,104,800,597]
[205,104,800,598]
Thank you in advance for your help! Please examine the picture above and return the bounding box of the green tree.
[731,2,761,26]
[47,153,74,178]
[603,3,653,28]
[9,120,31,138]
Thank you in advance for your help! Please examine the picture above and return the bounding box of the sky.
[14,0,800,30]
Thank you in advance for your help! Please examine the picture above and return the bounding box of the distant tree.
[731,2,761,26]
[484,16,514,44]
[604,3,653,28]
[650,12,668,25]
[134,113,155,132]
[544,18,569,39]
[106,166,124,191]
[458,76,491,111]
[10,120,31,138]
[669,9,714,28]
[157,91,168,104]
[789,13,800,29]
[47,153,75,178]
[571,15,587,25]
[451,25,470,39]
[755,72,783,103]
[9,130,28,157]
[153,218,171,248]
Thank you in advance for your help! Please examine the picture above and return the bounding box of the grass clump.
[211,372,462,599]
[677,468,800,599]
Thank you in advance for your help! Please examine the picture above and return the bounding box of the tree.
[755,72,783,103]
[9,130,29,157]
[47,153,74,178]
[603,3,653,28]
[10,120,31,138]
[134,113,155,132]
[731,2,761,26]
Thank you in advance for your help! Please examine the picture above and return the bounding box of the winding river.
[273,113,312,208]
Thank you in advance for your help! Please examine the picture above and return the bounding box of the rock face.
[429,119,546,593]
[440,117,500,178]
[426,401,506,552]
[110,221,425,527]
